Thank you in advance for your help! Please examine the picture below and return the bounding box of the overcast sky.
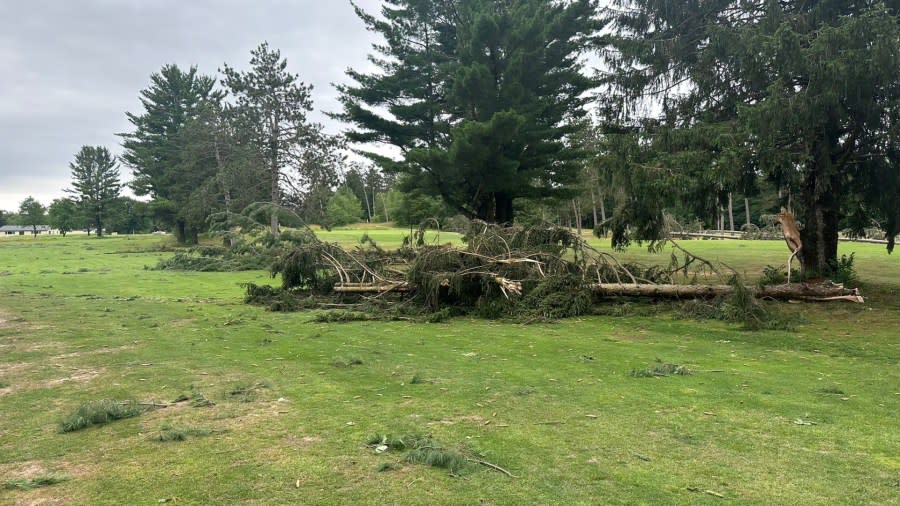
[0,0,384,211]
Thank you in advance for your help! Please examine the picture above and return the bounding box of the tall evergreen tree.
[175,101,269,243]
[65,146,121,237]
[337,0,601,223]
[119,64,218,243]
[601,0,900,274]
[222,42,334,235]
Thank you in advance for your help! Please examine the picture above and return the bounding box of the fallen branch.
[467,458,519,478]
[333,282,411,293]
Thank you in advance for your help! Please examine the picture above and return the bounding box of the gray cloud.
[0,0,383,210]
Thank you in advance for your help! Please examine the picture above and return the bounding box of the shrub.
[827,253,857,286]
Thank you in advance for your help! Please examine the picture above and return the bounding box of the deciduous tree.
[18,197,46,236]
[47,198,81,236]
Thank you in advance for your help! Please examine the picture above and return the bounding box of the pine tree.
[222,42,336,235]
[601,0,900,273]
[65,146,121,237]
[119,64,218,243]
[337,0,601,223]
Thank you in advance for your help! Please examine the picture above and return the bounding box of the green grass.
[0,231,898,504]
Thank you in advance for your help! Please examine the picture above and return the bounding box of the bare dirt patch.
[49,345,134,361]
[284,434,323,448]
[0,362,30,376]
[0,459,96,506]
[43,369,103,387]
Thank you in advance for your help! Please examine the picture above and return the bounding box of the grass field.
[0,230,898,505]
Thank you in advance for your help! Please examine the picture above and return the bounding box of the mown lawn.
[0,231,897,505]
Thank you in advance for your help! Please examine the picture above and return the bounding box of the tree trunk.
[362,187,372,222]
[270,164,281,236]
[572,199,583,236]
[382,193,390,222]
[590,188,599,229]
[495,193,514,224]
[333,281,862,303]
[744,197,751,228]
[592,282,862,302]
[800,166,841,276]
[213,126,235,247]
[727,193,735,231]
[599,189,607,223]
[175,220,186,244]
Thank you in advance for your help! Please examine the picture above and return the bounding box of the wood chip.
[704,490,725,498]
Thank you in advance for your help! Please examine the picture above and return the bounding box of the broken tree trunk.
[591,282,863,302]
[333,281,863,302]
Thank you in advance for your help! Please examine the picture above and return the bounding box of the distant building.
[0,225,53,235]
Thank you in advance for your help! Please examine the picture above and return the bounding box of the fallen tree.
[332,280,863,303]
[242,221,864,324]
[591,282,862,302]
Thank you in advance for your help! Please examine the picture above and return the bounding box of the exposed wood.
[333,282,411,293]
[467,458,519,478]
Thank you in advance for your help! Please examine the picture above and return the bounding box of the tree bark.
[270,164,281,236]
[592,282,860,301]
[362,187,372,222]
[495,193,514,224]
[727,193,735,231]
[381,193,390,222]
[599,189,607,222]
[590,187,599,229]
[800,158,841,276]
[572,199,583,236]
[333,281,862,302]
[744,197,751,228]
[175,220,186,244]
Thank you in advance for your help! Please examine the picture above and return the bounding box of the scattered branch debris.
[235,221,865,321]
[365,433,516,478]
[59,400,153,433]
[3,475,69,491]
[632,360,691,378]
